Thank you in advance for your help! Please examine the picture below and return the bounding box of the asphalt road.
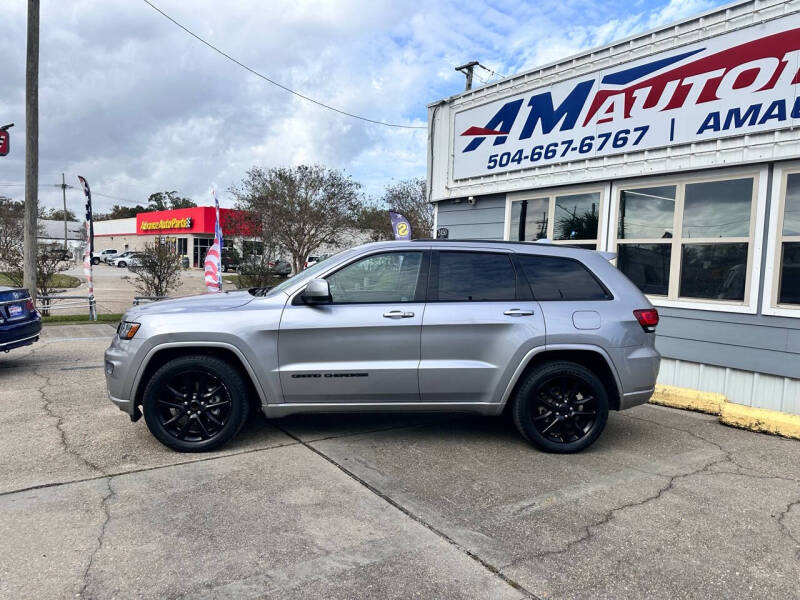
[1,325,799,599]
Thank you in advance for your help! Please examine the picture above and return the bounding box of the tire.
[511,361,609,453]
[117,261,126,268]
[222,263,228,273]
[91,257,100,265]
[142,355,250,452]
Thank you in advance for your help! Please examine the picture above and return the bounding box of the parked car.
[0,287,41,352]
[91,249,119,265]
[104,240,660,453]
[267,258,292,276]
[113,252,143,269]
[221,250,240,273]
[43,248,72,261]
[304,254,330,269]
[108,251,133,265]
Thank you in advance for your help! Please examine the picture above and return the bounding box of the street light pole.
[23,0,39,298]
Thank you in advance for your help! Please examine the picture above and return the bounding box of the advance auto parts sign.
[140,217,193,232]
[453,13,800,180]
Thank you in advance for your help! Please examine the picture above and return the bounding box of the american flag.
[204,191,223,293]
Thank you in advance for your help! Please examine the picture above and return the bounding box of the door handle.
[504,308,534,317]
[383,310,415,319]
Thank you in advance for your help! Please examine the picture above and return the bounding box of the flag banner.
[77,176,95,303]
[389,211,412,240]
[204,190,224,292]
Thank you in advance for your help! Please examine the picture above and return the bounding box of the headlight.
[117,321,141,340]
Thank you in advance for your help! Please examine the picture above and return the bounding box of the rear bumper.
[0,318,42,351]
[619,387,655,410]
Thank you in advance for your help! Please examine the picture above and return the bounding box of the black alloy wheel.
[142,355,250,452]
[512,361,609,453]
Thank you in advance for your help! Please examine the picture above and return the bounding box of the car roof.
[350,239,614,260]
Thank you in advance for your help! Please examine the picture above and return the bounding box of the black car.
[221,250,240,273]
[0,287,42,352]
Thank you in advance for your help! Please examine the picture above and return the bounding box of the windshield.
[260,251,347,297]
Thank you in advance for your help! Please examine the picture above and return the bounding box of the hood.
[127,290,255,318]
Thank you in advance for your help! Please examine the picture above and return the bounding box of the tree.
[381,178,432,239]
[46,208,76,221]
[94,204,147,221]
[231,165,363,274]
[354,178,432,241]
[130,242,182,298]
[0,197,25,269]
[147,191,196,211]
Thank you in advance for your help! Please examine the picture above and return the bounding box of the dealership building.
[428,0,800,415]
[93,206,256,267]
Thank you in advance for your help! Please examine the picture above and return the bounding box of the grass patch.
[0,272,81,289]
[42,313,123,325]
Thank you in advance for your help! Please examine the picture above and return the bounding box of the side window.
[518,255,610,301]
[437,252,516,301]
[327,252,423,303]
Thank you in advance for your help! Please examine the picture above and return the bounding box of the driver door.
[278,250,429,404]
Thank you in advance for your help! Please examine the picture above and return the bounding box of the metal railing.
[36,295,97,320]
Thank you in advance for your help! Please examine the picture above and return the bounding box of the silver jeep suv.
[105,240,660,453]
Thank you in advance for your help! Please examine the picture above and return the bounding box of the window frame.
[762,161,800,317]
[609,166,767,314]
[504,183,610,250]
[427,249,523,302]
[301,250,430,305]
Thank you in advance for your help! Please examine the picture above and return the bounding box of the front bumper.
[108,391,141,421]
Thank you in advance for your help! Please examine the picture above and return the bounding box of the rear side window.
[517,255,610,301]
[436,252,516,301]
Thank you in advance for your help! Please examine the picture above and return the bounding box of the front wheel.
[91,257,100,265]
[142,355,250,452]
[511,361,609,453]
[117,261,126,268]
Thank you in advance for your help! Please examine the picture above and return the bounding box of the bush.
[131,242,182,298]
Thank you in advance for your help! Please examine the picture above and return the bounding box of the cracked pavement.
[1,325,799,599]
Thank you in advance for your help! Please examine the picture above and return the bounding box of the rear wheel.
[511,361,609,453]
[142,355,250,452]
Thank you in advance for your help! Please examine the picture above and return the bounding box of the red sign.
[0,130,9,156]
[135,207,256,236]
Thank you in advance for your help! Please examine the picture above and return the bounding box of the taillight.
[633,308,659,332]
[25,298,35,313]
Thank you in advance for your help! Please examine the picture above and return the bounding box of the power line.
[140,0,426,130]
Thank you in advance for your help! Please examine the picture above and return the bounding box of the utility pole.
[23,0,39,299]
[455,61,479,91]
[61,173,68,250]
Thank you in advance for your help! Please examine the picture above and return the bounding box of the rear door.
[278,250,429,404]
[419,249,545,404]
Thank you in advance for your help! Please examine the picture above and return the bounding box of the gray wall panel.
[656,336,800,379]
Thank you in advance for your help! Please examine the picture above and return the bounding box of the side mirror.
[301,278,332,305]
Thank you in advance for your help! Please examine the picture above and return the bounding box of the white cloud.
[0,0,725,213]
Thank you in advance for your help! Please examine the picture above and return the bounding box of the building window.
[774,172,800,307]
[508,187,604,249]
[614,172,759,305]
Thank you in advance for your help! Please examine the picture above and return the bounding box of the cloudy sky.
[0,0,726,214]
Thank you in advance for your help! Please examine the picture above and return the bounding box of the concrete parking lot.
[1,325,799,599]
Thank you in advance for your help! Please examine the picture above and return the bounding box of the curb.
[648,384,800,440]
[719,402,800,440]
[649,384,725,415]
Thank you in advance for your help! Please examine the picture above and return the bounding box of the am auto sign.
[452,13,800,180]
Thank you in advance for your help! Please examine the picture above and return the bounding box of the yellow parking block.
[719,402,800,440]
[649,384,724,415]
